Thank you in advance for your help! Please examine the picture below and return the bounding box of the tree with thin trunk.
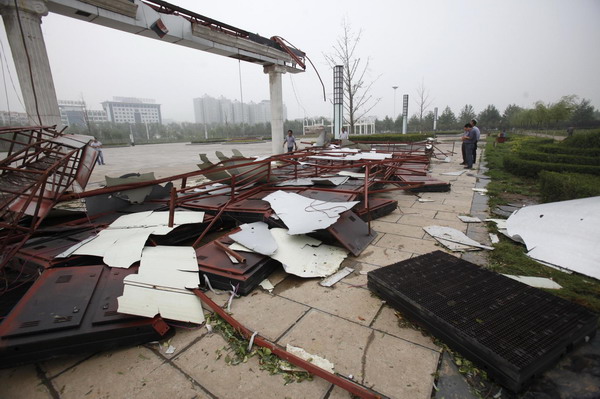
[325,19,380,134]
[415,79,433,132]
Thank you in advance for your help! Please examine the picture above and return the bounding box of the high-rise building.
[193,95,286,125]
[0,111,31,126]
[102,97,162,124]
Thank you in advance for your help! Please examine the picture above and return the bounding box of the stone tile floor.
[0,138,494,399]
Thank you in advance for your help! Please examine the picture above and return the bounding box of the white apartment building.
[193,95,286,125]
[102,97,162,124]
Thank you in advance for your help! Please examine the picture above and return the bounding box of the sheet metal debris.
[117,246,204,324]
[424,226,494,251]
[319,267,354,287]
[69,211,204,268]
[268,228,348,278]
[285,344,335,373]
[457,215,482,223]
[502,274,562,290]
[506,197,600,279]
[264,190,359,235]
[229,222,277,256]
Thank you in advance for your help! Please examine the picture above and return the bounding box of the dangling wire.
[13,0,43,125]
[0,46,11,123]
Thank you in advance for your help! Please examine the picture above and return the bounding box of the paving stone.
[155,327,208,359]
[370,305,440,351]
[355,244,412,266]
[397,214,438,227]
[277,309,375,381]
[41,354,93,379]
[133,361,214,399]
[0,364,52,399]
[363,331,440,399]
[376,233,441,255]
[174,332,330,399]
[279,309,439,399]
[51,346,164,399]
[225,290,309,341]
[370,211,401,223]
[275,278,382,327]
[398,207,437,218]
[370,220,426,238]
[341,262,381,286]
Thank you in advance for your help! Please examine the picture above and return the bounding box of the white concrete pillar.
[264,65,286,155]
[0,0,61,126]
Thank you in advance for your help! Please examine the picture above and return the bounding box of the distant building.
[58,100,108,127]
[0,111,31,125]
[102,97,162,124]
[193,95,286,125]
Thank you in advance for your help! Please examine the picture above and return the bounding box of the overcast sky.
[0,0,599,123]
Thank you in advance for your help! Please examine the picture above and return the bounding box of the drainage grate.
[368,251,598,392]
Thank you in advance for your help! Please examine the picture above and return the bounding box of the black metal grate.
[368,251,598,392]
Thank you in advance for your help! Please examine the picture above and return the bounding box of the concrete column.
[264,65,286,155]
[0,0,61,126]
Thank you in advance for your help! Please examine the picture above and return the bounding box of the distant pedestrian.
[340,127,349,140]
[462,123,476,169]
[90,138,105,165]
[470,119,481,163]
[567,127,574,137]
[460,123,471,165]
[284,130,297,153]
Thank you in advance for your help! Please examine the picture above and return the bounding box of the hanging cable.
[0,39,38,125]
[274,36,326,102]
[13,0,43,125]
[289,74,307,119]
[0,46,12,124]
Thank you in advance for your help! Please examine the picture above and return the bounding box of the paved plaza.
[0,137,488,399]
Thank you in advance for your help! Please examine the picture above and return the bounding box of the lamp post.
[392,86,398,121]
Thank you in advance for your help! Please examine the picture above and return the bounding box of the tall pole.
[333,65,343,139]
[392,86,398,122]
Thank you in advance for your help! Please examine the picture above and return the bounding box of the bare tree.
[325,19,380,134]
[415,79,433,132]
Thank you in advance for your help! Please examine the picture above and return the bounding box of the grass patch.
[484,135,600,318]
[486,237,600,313]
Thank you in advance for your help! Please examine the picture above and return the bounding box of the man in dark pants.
[470,119,480,164]
[460,123,471,165]
[462,123,476,169]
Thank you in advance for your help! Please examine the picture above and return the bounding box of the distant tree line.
[376,95,599,133]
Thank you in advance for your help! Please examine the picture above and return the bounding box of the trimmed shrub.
[536,144,600,157]
[503,155,600,177]
[516,150,600,166]
[539,171,600,202]
[562,130,600,148]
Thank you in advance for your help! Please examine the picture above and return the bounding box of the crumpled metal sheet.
[229,222,277,256]
[506,196,600,279]
[264,190,358,235]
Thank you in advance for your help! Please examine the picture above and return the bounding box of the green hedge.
[539,171,600,202]
[562,130,600,148]
[516,150,600,166]
[349,133,427,142]
[503,155,600,177]
[536,144,600,157]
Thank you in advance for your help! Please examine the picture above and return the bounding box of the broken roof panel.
[424,225,494,251]
[117,246,204,324]
[268,228,348,278]
[264,190,359,235]
[229,222,278,256]
[506,196,600,279]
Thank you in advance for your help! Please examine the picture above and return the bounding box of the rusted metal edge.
[191,288,382,399]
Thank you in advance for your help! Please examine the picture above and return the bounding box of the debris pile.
[0,129,445,369]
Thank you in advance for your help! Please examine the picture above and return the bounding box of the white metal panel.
[229,222,277,256]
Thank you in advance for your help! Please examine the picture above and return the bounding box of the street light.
[392,86,398,120]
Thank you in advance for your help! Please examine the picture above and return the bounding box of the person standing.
[90,138,105,165]
[462,123,476,169]
[470,119,481,164]
[340,127,349,140]
[283,130,297,153]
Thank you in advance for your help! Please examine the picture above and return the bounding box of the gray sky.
[1,0,599,123]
